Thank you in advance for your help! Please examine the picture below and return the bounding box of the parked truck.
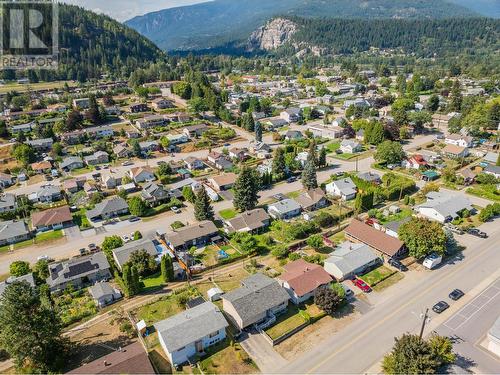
[423,253,442,270]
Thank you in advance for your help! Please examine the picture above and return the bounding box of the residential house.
[28,184,61,203]
[261,117,288,130]
[343,97,371,110]
[129,166,155,183]
[101,173,124,189]
[0,220,30,246]
[155,302,228,367]
[416,191,474,223]
[295,151,309,168]
[483,152,499,165]
[308,125,343,140]
[295,188,330,211]
[223,208,270,234]
[85,125,114,139]
[214,157,233,171]
[228,147,248,161]
[167,133,189,145]
[112,238,160,270]
[357,171,381,184]
[30,161,52,174]
[222,273,290,330]
[383,217,412,238]
[60,156,83,171]
[113,144,131,159]
[332,117,347,127]
[86,197,129,222]
[484,165,500,179]
[141,182,170,206]
[267,199,302,220]
[26,138,53,151]
[47,252,111,292]
[280,108,301,123]
[0,273,36,296]
[207,151,223,165]
[67,342,155,374]
[445,134,473,148]
[402,154,428,170]
[84,151,109,166]
[442,144,469,159]
[164,220,219,252]
[183,124,208,138]
[10,122,35,134]
[208,173,237,192]
[139,140,160,153]
[184,156,205,171]
[250,142,272,159]
[356,129,364,141]
[73,98,89,109]
[0,193,17,213]
[324,242,380,281]
[285,130,303,141]
[89,282,122,308]
[252,111,266,121]
[325,178,357,201]
[278,259,333,304]
[129,103,148,113]
[344,219,405,258]
[136,115,168,130]
[31,205,73,231]
[340,139,362,154]
[0,173,14,188]
[104,105,122,116]
[62,177,85,194]
[152,98,174,110]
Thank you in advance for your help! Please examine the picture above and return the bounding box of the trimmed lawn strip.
[36,229,64,242]
[373,271,405,292]
[200,339,257,374]
[218,208,238,220]
[265,305,306,340]
[361,265,396,287]
[141,272,165,293]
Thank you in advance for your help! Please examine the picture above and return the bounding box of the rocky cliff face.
[248,18,297,51]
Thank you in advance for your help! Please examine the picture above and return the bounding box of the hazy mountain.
[125,0,478,51]
[448,0,500,18]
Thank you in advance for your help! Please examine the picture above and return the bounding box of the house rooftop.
[279,259,332,297]
[344,219,404,257]
[225,208,270,233]
[165,220,218,249]
[31,205,72,228]
[325,242,379,277]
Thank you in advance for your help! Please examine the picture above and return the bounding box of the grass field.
[141,273,165,293]
[0,80,77,94]
[265,305,306,340]
[200,339,257,374]
[361,265,396,286]
[13,229,64,249]
[218,208,238,220]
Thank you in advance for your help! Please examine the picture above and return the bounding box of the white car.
[37,255,50,262]
[171,206,181,214]
[121,235,131,243]
[122,161,134,166]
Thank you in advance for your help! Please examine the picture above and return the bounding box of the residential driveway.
[239,331,288,373]
[63,225,82,240]
[219,190,233,201]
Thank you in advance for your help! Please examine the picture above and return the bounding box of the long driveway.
[277,219,500,374]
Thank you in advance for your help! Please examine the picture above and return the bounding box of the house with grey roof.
[112,238,160,271]
[25,138,53,151]
[0,273,35,295]
[267,198,301,220]
[141,182,170,206]
[325,178,357,200]
[86,197,129,222]
[47,252,111,292]
[340,139,362,154]
[484,164,500,179]
[88,281,122,308]
[0,193,17,213]
[280,107,301,123]
[155,301,228,366]
[0,220,30,246]
[28,184,62,203]
[383,217,412,238]
[295,188,330,211]
[223,208,270,234]
[416,191,474,223]
[164,221,219,252]
[84,151,109,166]
[60,156,83,171]
[222,273,290,329]
[357,171,381,184]
[323,242,381,281]
[0,172,14,188]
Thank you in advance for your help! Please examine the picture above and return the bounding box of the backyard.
[196,244,242,267]
[466,184,499,202]
[218,208,238,220]
[55,289,98,328]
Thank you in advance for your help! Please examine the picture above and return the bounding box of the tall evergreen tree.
[233,166,260,212]
[255,121,262,142]
[86,95,103,125]
[449,80,463,111]
[307,139,318,166]
[161,255,174,282]
[130,265,141,295]
[319,147,327,168]
[272,147,287,181]
[301,160,318,190]
[0,282,68,372]
[194,188,214,221]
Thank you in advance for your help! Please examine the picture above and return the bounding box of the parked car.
[171,206,181,214]
[444,224,464,235]
[37,254,50,262]
[388,258,408,271]
[122,161,134,166]
[121,235,131,243]
[129,216,140,222]
[88,243,98,252]
[286,176,297,183]
[342,284,354,298]
[432,301,450,314]
[353,278,371,293]
[449,289,464,301]
[79,248,88,256]
[467,228,487,238]
[423,253,442,270]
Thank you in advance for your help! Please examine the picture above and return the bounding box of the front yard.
[13,229,65,250]
[199,339,257,374]
[360,265,396,287]
[72,209,92,229]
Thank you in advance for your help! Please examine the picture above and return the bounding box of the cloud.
[60,0,210,21]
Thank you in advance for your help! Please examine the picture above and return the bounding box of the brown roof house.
[31,205,73,231]
[208,173,237,192]
[441,144,469,159]
[164,220,219,252]
[223,208,271,234]
[68,341,154,374]
[278,259,333,304]
[344,219,405,258]
[30,161,52,174]
[295,188,330,211]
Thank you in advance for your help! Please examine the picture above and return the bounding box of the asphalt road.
[278,219,500,374]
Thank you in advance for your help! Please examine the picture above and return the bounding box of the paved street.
[277,219,500,374]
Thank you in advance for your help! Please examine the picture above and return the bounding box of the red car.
[353,278,371,293]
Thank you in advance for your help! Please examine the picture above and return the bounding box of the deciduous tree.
[398,218,446,259]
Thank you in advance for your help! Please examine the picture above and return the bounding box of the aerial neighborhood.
[0,2,498,375]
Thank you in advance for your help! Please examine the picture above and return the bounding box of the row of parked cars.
[432,289,465,313]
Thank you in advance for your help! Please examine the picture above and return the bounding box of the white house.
[308,125,343,140]
[340,139,362,154]
[416,191,474,223]
[267,199,302,220]
[155,302,228,367]
[325,178,357,200]
[324,242,380,281]
[444,134,473,148]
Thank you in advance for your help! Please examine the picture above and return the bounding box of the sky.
[60,0,208,21]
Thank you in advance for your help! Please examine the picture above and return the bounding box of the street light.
[411,308,431,339]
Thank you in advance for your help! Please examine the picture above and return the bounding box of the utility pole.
[355,156,359,172]
[419,308,430,339]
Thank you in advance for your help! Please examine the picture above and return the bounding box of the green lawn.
[286,191,301,199]
[35,229,64,243]
[373,272,405,292]
[71,166,95,176]
[377,208,413,225]
[200,339,257,374]
[72,209,92,229]
[0,244,10,253]
[265,305,307,340]
[466,185,500,202]
[361,265,396,286]
[55,290,98,327]
[141,273,165,293]
[325,141,340,154]
[218,208,238,220]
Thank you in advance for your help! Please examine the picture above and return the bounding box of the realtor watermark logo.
[0,0,58,70]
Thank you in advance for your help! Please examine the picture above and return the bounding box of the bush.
[307,234,324,250]
[479,203,500,222]
[271,245,289,259]
[171,221,185,230]
[314,212,336,228]
[288,253,301,261]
